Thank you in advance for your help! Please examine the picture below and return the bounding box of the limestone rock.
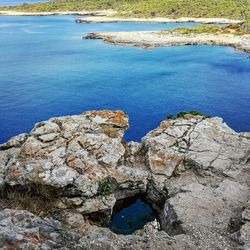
[232,200,250,249]
[1,110,128,188]
[142,115,250,181]
[0,110,250,250]
[0,209,65,249]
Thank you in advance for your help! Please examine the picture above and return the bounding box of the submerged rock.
[0,110,249,249]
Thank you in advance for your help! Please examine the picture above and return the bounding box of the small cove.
[0,15,250,144]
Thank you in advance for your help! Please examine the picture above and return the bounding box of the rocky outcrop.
[0,110,148,221]
[0,110,249,249]
[142,116,249,181]
[84,31,250,53]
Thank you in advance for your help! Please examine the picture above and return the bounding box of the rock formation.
[84,31,250,53]
[0,110,249,249]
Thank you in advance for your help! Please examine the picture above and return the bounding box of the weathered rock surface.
[0,209,68,249]
[0,110,148,220]
[0,110,249,249]
[84,31,250,53]
[0,209,195,250]
[142,116,249,181]
[232,199,250,249]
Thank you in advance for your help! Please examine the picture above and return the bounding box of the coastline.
[0,10,115,16]
[75,16,244,25]
[0,10,244,26]
[84,31,250,53]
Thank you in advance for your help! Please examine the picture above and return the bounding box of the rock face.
[0,110,148,220]
[232,199,250,249]
[0,110,249,249]
[1,110,128,188]
[142,116,249,180]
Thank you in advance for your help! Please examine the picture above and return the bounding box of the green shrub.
[98,179,112,196]
[167,114,174,119]
[241,19,250,32]
[166,110,209,119]
[177,110,210,118]
[160,24,250,35]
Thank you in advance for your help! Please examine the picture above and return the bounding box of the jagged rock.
[142,115,250,182]
[0,110,148,215]
[0,209,195,250]
[0,209,65,249]
[232,200,250,249]
[1,110,128,188]
[0,110,250,249]
[76,194,116,218]
[75,224,196,250]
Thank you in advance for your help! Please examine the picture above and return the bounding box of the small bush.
[160,24,250,36]
[167,114,174,119]
[177,110,209,118]
[98,179,112,196]
[166,110,210,120]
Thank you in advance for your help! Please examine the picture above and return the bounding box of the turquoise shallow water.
[0,15,250,144]
[0,0,48,6]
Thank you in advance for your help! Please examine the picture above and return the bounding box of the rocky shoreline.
[0,10,115,16]
[0,110,249,249]
[76,16,244,25]
[0,10,244,26]
[84,31,250,53]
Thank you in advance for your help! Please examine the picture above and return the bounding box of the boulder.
[0,110,148,219]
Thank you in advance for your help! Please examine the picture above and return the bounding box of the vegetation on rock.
[98,179,112,196]
[160,24,250,35]
[167,110,210,119]
[241,19,250,31]
[0,184,58,217]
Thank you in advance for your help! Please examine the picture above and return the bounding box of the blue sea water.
[0,15,250,144]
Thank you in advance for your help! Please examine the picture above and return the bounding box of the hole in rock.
[107,196,157,235]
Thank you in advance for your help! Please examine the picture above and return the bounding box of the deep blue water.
[0,15,250,144]
[108,197,155,234]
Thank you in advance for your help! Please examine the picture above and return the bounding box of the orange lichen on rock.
[84,110,128,128]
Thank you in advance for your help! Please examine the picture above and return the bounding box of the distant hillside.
[0,0,249,19]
